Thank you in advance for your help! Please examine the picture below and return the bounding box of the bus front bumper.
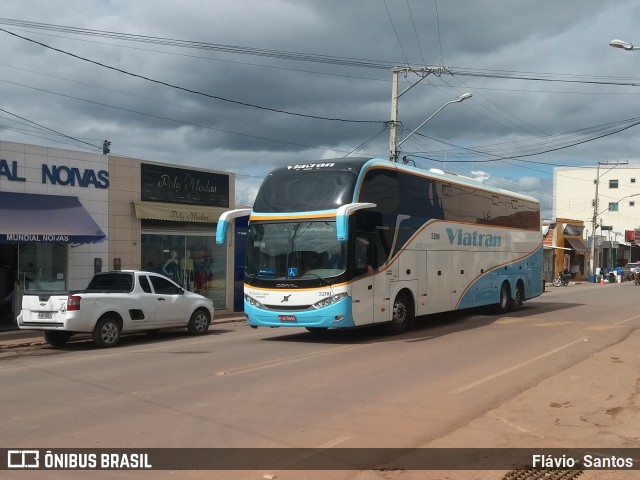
[245,298,355,329]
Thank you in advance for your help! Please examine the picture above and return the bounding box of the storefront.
[132,162,232,311]
[0,140,237,329]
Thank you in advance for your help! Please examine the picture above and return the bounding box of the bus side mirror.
[335,203,377,241]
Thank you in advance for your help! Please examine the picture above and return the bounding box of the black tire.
[92,317,121,348]
[552,277,561,287]
[43,330,72,347]
[387,293,414,334]
[510,283,524,311]
[187,309,211,335]
[494,283,511,314]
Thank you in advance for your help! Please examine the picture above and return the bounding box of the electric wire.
[382,0,411,67]
[434,0,445,66]
[0,28,382,124]
[0,107,100,150]
[406,0,425,66]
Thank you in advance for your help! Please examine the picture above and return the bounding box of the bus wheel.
[494,283,511,314]
[510,283,524,311]
[387,293,414,334]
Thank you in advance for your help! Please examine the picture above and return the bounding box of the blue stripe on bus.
[456,246,544,309]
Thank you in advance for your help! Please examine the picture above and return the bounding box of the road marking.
[615,313,640,325]
[494,318,524,325]
[260,436,351,475]
[216,344,371,376]
[534,321,581,327]
[449,337,588,395]
[585,325,622,331]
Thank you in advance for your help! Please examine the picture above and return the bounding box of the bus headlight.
[312,293,348,309]
[245,294,266,310]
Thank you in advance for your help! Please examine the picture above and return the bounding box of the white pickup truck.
[17,270,214,348]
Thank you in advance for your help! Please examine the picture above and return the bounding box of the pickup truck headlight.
[244,294,266,310]
[312,293,348,310]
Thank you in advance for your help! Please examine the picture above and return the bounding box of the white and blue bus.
[216,158,543,334]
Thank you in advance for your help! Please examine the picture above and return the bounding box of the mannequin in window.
[181,250,194,290]
[163,250,180,283]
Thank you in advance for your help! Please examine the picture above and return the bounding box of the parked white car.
[17,270,214,348]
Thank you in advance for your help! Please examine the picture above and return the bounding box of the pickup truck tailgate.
[20,292,69,325]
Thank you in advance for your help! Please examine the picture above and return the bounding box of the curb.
[0,314,246,349]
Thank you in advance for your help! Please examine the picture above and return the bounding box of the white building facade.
[554,165,640,269]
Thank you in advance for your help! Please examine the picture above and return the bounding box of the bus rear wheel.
[387,293,414,334]
[494,283,511,314]
[510,283,524,311]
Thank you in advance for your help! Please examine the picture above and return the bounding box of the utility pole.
[590,162,601,277]
[388,66,450,162]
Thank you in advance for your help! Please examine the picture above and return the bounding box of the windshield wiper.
[300,272,330,286]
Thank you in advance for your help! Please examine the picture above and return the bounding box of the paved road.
[0,282,638,480]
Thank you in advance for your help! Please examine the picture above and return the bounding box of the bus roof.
[263,157,540,206]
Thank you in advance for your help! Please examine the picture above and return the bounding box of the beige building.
[0,140,239,329]
[554,165,640,269]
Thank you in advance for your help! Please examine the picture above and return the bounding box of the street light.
[392,93,472,162]
[609,39,638,51]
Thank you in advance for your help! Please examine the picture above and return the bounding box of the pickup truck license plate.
[37,312,53,319]
[278,314,297,322]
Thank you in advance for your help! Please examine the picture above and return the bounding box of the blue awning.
[0,192,106,244]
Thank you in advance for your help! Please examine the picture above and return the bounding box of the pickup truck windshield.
[85,273,134,292]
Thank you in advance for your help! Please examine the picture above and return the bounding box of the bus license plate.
[278,315,297,323]
[38,312,53,319]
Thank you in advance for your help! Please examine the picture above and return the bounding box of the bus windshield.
[245,221,346,280]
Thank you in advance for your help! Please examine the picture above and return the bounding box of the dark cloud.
[2,0,640,216]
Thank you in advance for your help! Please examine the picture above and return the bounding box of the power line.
[0,78,347,152]
[382,0,410,66]
[404,115,640,166]
[0,27,382,125]
[3,18,640,87]
[0,107,100,150]
[406,0,425,66]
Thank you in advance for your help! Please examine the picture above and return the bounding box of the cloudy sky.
[2,1,640,218]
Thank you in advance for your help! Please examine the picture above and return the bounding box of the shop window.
[19,243,66,290]
[141,233,226,310]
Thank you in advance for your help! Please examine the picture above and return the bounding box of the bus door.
[350,233,389,325]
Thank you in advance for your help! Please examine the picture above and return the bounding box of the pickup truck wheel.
[92,317,121,347]
[187,309,211,335]
[43,331,72,347]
